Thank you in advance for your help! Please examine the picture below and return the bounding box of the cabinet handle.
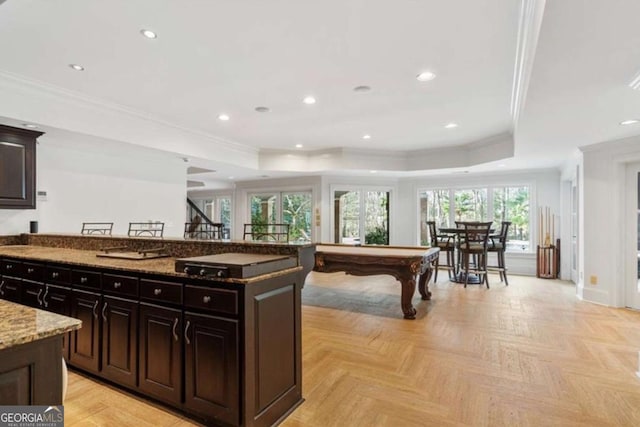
[42,286,49,308]
[113,282,122,289]
[80,277,88,284]
[52,272,59,279]
[36,288,43,306]
[92,300,99,319]
[184,320,191,345]
[0,280,4,296]
[6,264,12,270]
[172,318,179,342]
[153,288,162,296]
[27,268,34,274]
[102,302,108,322]
[202,295,211,304]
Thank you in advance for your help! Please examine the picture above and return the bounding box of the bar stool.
[457,221,492,288]
[426,221,455,282]
[488,221,511,285]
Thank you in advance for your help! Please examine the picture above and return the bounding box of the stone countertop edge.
[0,245,303,285]
[0,299,81,351]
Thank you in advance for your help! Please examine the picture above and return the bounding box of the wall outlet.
[589,275,598,285]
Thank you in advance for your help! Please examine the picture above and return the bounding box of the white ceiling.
[1,0,640,186]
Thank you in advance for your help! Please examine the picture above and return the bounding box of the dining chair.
[457,221,492,288]
[426,221,455,282]
[487,221,511,285]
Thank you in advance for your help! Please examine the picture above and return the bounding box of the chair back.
[426,221,438,246]
[496,221,511,244]
[458,221,492,252]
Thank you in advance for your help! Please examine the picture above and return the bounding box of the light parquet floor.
[65,272,640,426]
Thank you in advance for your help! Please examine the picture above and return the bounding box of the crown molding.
[510,0,547,130]
[0,69,257,156]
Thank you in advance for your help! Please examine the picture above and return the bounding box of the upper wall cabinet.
[0,124,44,209]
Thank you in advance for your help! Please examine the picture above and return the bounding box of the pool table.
[313,244,440,319]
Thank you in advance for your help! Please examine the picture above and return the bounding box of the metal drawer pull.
[102,302,108,322]
[92,300,99,319]
[80,277,88,284]
[6,264,12,270]
[113,282,122,289]
[0,280,4,296]
[172,318,179,341]
[202,295,212,304]
[42,287,49,308]
[37,288,43,306]
[154,288,162,296]
[27,268,34,274]
[52,272,59,278]
[184,320,191,345]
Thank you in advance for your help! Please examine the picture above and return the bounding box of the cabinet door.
[44,284,71,361]
[69,289,101,373]
[184,312,239,426]
[139,303,182,405]
[0,276,22,303]
[0,124,41,209]
[101,296,138,388]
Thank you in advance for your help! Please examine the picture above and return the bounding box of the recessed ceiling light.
[140,29,157,39]
[370,170,377,174]
[303,96,316,105]
[444,122,459,129]
[353,85,371,93]
[416,71,436,82]
[255,106,270,113]
[69,64,85,71]
[218,114,230,121]
[22,123,38,129]
[295,144,303,148]
[228,176,234,180]
[362,134,371,140]
[620,119,639,125]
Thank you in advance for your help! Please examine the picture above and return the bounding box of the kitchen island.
[0,238,307,427]
[0,299,81,405]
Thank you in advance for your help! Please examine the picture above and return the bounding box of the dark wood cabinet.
[184,312,239,425]
[0,124,43,209]
[0,276,22,303]
[20,279,43,308]
[139,302,183,405]
[44,284,72,360]
[69,289,101,373]
[101,295,138,388]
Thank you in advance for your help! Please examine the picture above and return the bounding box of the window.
[419,185,531,251]
[249,191,312,242]
[333,188,390,245]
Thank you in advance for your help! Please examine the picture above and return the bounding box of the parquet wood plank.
[64,272,640,426]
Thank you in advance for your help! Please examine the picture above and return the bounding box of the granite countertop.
[0,245,302,284]
[0,299,81,350]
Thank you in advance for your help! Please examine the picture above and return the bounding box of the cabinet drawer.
[72,269,101,290]
[140,279,182,305]
[184,285,238,315]
[22,262,45,282]
[103,274,138,297]
[0,276,21,302]
[46,265,71,285]
[21,279,44,308]
[0,259,22,277]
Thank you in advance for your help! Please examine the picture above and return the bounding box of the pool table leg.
[401,277,418,319]
[418,269,433,301]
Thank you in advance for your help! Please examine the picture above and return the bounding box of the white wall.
[0,136,187,237]
[579,135,640,307]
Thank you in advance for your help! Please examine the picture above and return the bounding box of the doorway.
[625,162,640,309]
